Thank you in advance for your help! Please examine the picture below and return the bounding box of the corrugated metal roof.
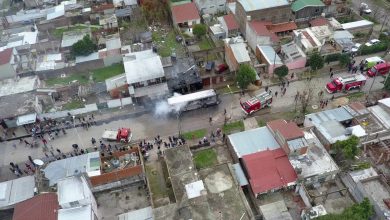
[124,50,164,84]
[228,127,280,158]
[0,176,35,208]
[333,30,354,39]
[287,137,308,151]
[13,193,59,220]
[306,106,354,124]
[58,205,92,220]
[239,0,289,12]
[341,20,373,30]
[232,163,249,186]
[230,43,250,63]
[257,45,283,65]
[291,0,324,12]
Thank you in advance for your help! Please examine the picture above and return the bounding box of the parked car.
[365,39,380,47]
[215,63,228,74]
[205,61,215,71]
[351,43,362,53]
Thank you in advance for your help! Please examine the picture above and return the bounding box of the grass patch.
[198,37,212,50]
[182,129,207,140]
[152,30,182,57]
[52,24,100,38]
[216,84,240,94]
[45,73,89,86]
[63,100,84,110]
[193,148,217,169]
[92,63,125,82]
[145,164,168,200]
[223,120,244,134]
[350,161,371,171]
[347,91,365,100]
[362,15,379,24]
[257,118,266,127]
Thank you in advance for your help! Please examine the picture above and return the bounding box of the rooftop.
[118,207,153,220]
[290,131,339,179]
[0,176,35,209]
[242,148,297,194]
[294,29,322,49]
[267,22,298,33]
[226,38,251,63]
[257,45,283,65]
[61,29,90,48]
[57,176,91,207]
[43,151,101,186]
[291,0,325,12]
[309,17,329,27]
[281,42,306,62]
[259,200,293,220]
[0,48,13,65]
[58,205,93,220]
[13,193,59,220]
[341,20,374,30]
[0,92,37,119]
[238,0,289,12]
[171,2,200,24]
[223,14,239,30]
[249,21,279,42]
[123,49,164,84]
[267,119,304,140]
[0,76,38,97]
[333,30,354,39]
[228,126,280,158]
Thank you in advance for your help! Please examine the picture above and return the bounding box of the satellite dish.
[33,159,44,166]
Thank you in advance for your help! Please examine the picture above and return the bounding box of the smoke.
[154,93,187,117]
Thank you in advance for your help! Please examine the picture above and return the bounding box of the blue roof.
[306,106,355,125]
[238,0,289,12]
[232,163,249,186]
[228,127,280,158]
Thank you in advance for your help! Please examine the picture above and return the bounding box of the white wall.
[195,0,226,15]
[246,22,272,52]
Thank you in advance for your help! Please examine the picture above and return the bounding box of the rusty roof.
[267,119,304,140]
[13,193,59,220]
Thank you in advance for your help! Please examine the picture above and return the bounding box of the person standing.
[275,91,278,98]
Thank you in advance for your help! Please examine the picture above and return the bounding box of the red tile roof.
[267,119,304,140]
[0,48,13,65]
[223,14,239,30]
[13,193,59,220]
[171,2,200,24]
[249,21,279,42]
[309,17,329,27]
[267,22,297,33]
[243,148,297,194]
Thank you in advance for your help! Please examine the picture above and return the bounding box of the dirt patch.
[204,171,233,193]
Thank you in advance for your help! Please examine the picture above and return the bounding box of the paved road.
[351,0,390,31]
[0,54,388,181]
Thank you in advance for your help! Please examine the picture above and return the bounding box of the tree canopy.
[334,135,360,160]
[192,24,207,39]
[385,74,390,91]
[309,52,324,71]
[236,64,256,89]
[71,35,96,57]
[141,0,169,22]
[274,65,289,81]
[338,53,351,67]
[317,198,373,220]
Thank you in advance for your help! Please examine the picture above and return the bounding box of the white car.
[365,39,380,47]
[351,43,362,52]
[360,3,372,14]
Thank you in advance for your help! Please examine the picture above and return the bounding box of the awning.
[232,163,248,186]
[16,113,37,126]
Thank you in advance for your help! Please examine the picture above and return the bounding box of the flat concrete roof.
[0,76,38,97]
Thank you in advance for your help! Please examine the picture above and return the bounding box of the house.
[171,2,201,29]
[242,148,298,196]
[309,17,329,27]
[267,119,305,155]
[35,53,66,73]
[304,106,367,149]
[341,20,374,34]
[99,14,118,29]
[12,193,59,220]
[217,14,240,38]
[280,42,307,70]
[124,49,169,103]
[0,176,35,210]
[194,0,226,15]
[347,168,390,219]
[0,48,17,80]
[291,0,325,21]
[255,45,283,76]
[56,175,100,220]
[210,24,226,40]
[333,30,354,52]
[368,98,390,130]
[224,37,251,72]
[61,28,91,49]
[246,21,297,51]
[113,0,137,8]
[293,28,322,53]
[235,0,292,33]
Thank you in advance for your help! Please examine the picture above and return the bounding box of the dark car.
[205,61,215,71]
[215,63,228,73]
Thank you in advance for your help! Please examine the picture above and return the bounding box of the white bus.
[167,89,220,112]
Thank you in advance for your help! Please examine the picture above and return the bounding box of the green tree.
[317,198,373,220]
[308,52,324,71]
[236,64,256,89]
[142,0,169,22]
[334,135,360,160]
[192,24,207,39]
[71,35,96,56]
[385,74,390,90]
[274,65,289,81]
[338,53,351,67]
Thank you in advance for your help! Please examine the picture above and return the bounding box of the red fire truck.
[240,91,272,114]
[102,128,132,143]
[326,74,366,93]
[367,62,390,77]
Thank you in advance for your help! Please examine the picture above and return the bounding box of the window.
[69,201,80,207]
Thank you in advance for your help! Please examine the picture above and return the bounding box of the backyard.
[223,120,244,134]
[92,63,125,82]
[45,73,89,86]
[193,148,218,169]
[63,99,85,110]
[52,24,101,38]
[182,129,207,140]
[152,29,184,57]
